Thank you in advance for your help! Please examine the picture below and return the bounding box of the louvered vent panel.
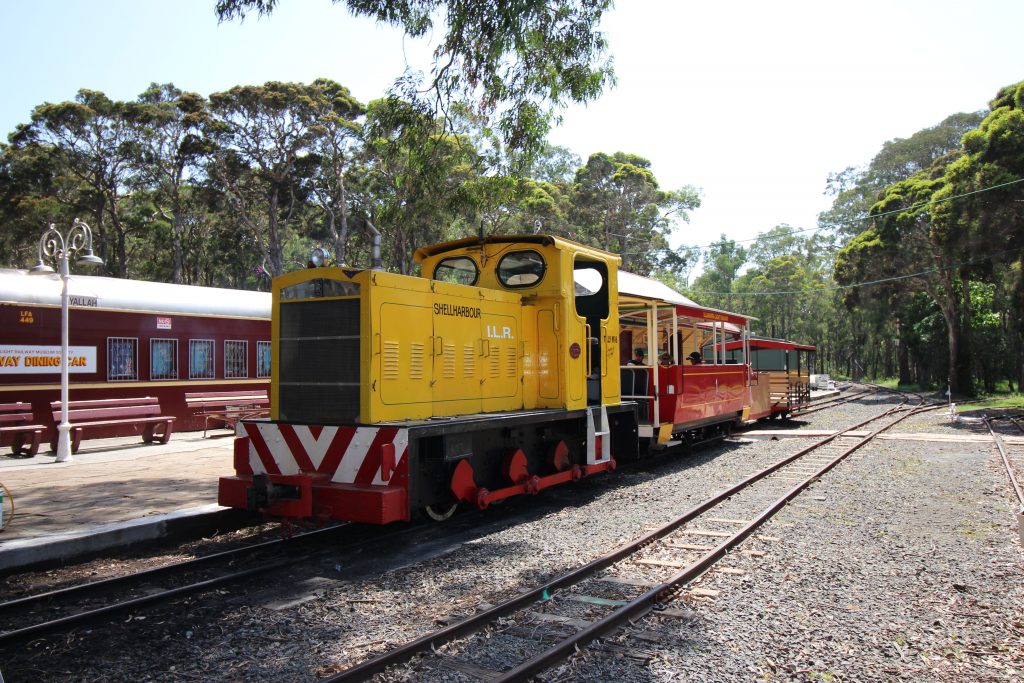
[410,342,425,379]
[443,344,456,379]
[383,341,400,381]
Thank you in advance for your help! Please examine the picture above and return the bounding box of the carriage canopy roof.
[0,269,271,319]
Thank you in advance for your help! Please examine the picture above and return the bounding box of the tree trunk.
[956,273,975,396]
[897,336,911,386]
[171,210,184,284]
[267,183,283,277]
[333,171,349,266]
[106,198,128,278]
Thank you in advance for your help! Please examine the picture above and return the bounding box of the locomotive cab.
[414,235,622,413]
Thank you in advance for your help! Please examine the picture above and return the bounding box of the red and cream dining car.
[0,269,271,442]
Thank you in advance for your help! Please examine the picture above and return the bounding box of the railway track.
[321,396,943,682]
[0,522,415,647]
[790,385,874,417]
[983,417,1024,530]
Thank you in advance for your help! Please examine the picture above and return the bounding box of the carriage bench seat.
[185,391,269,437]
[49,397,175,454]
[0,402,45,457]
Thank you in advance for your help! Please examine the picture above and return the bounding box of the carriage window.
[189,339,215,380]
[497,250,546,288]
[225,340,248,379]
[108,337,138,381]
[433,256,479,286]
[150,339,178,380]
[257,341,272,378]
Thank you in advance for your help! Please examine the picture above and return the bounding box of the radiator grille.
[278,298,360,423]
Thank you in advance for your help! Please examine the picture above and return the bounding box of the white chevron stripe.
[332,427,379,483]
[294,425,340,470]
[257,423,299,475]
[243,423,267,475]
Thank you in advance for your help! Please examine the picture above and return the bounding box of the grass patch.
[873,377,924,392]
[956,391,1024,413]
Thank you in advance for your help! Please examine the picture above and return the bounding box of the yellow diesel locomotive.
[220,235,641,523]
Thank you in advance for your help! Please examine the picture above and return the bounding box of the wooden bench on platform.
[49,397,176,453]
[0,402,45,457]
[185,390,269,436]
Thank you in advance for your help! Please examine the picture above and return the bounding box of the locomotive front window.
[281,278,360,300]
[497,250,546,288]
[433,256,479,286]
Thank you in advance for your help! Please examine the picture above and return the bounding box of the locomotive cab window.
[497,250,546,288]
[433,256,479,286]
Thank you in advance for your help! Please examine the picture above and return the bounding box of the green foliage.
[215,0,614,158]
[570,151,700,275]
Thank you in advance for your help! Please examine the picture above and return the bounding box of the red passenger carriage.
[0,269,271,444]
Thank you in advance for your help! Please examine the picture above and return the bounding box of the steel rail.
[983,417,1024,512]
[794,387,876,417]
[0,556,306,646]
[495,400,935,682]
[1008,416,1024,435]
[0,523,348,617]
[322,399,921,683]
[0,521,420,646]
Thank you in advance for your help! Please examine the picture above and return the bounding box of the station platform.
[810,388,841,400]
[0,387,848,574]
[0,430,246,573]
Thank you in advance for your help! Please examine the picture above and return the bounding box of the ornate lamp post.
[30,219,104,463]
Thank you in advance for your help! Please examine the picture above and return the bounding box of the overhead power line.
[688,248,1020,297]
[689,176,1024,251]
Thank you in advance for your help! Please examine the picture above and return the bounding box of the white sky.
[2,0,1022,252]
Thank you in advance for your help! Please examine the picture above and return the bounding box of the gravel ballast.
[3,388,1022,681]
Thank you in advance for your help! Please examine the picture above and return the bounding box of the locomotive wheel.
[424,502,459,521]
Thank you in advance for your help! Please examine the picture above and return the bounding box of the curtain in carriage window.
[107,337,139,381]
[224,340,248,379]
[257,341,271,379]
[189,339,215,380]
[150,339,178,380]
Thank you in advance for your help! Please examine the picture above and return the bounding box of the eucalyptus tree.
[302,78,366,266]
[820,112,984,238]
[931,80,1024,389]
[688,236,747,312]
[356,97,477,274]
[206,81,331,276]
[124,83,212,283]
[8,90,138,275]
[214,0,614,158]
[0,140,85,267]
[571,151,700,275]
[835,164,975,394]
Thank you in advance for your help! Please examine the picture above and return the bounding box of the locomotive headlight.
[309,247,330,268]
